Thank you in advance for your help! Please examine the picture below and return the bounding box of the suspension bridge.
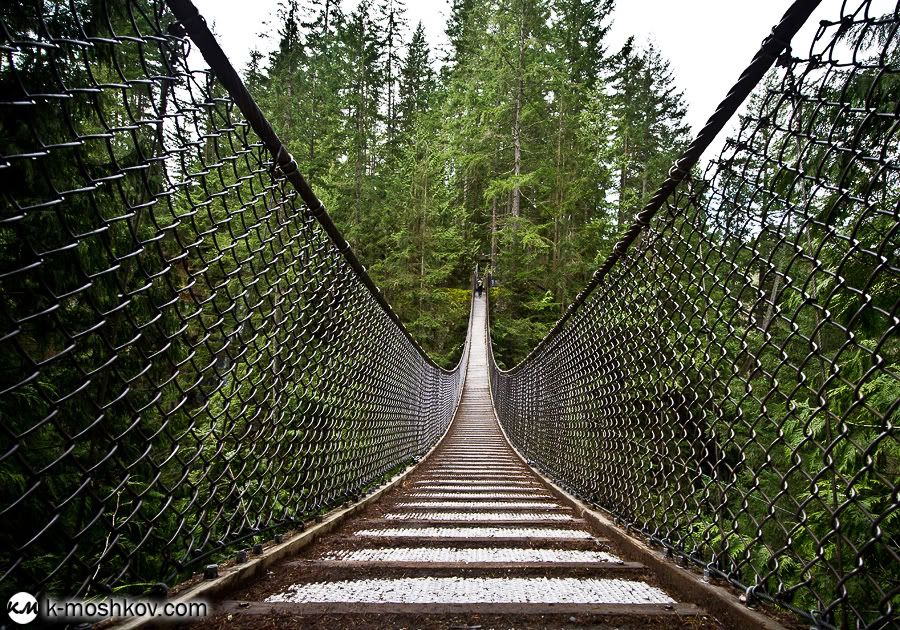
[0,0,897,628]
[187,294,733,628]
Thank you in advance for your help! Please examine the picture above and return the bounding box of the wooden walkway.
[194,295,720,628]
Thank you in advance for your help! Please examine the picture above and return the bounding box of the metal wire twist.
[0,0,469,599]
[490,1,899,627]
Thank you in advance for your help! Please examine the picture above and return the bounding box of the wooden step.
[215,599,704,620]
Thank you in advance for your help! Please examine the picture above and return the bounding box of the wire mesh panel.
[491,1,899,628]
[0,0,468,599]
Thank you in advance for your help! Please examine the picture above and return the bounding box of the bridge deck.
[194,296,718,628]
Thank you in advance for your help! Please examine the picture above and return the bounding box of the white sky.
[193,0,849,159]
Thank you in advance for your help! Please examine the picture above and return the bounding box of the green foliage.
[248,0,688,370]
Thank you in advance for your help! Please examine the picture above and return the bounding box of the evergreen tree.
[299,0,346,179]
[605,37,689,226]
[397,22,433,138]
[266,0,308,158]
[379,0,408,150]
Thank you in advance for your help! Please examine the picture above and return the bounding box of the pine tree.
[332,0,386,238]
[299,0,346,179]
[545,0,615,307]
[266,0,309,163]
[378,0,408,150]
[606,38,689,226]
[397,22,433,139]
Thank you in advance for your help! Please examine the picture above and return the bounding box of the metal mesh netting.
[490,1,899,628]
[0,0,468,598]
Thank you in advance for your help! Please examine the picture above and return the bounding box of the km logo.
[7,592,38,624]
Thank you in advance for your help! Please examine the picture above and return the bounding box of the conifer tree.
[606,37,689,226]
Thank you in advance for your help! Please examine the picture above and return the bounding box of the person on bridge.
[476,277,484,297]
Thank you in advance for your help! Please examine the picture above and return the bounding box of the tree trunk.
[510,13,525,218]
[386,10,395,145]
[491,197,498,269]
[553,94,565,311]
[353,36,364,224]
[310,0,331,163]
[420,142,428,307]
[618,135,628,226]
[640,164,648,206]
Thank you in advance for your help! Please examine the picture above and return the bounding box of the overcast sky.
[193,0,849,159]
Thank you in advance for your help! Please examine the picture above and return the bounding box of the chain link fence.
[1,0,470,599]
[490,1,899,628]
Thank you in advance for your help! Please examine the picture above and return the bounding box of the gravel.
[383,512,573,521]
[266,577,675,605]
[322,547,622,563]
[356,527,593,539]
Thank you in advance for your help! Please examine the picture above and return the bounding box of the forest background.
[244,0,690,367]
